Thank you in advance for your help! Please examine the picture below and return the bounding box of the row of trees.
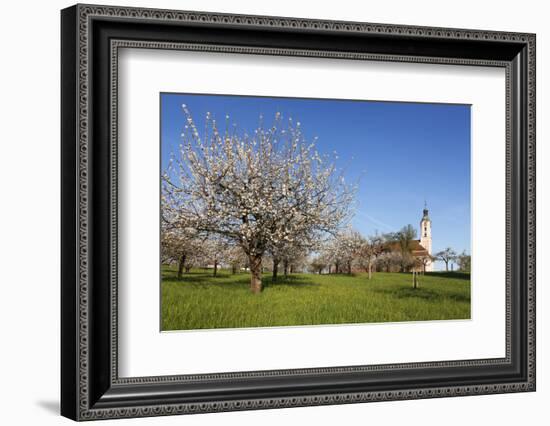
[162,222,471,283]
[161,226,248,279]
[308,228,471,276]
[308,226,427,277]
[163,224,471,285]
[161,223,311,280]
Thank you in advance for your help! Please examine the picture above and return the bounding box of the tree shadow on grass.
[373,286,470,304]
[163,272,320,290]
[263,275,320,289]
[163,272,250,288]
[424,271,471,280]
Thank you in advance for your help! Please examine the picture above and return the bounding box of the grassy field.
[161,267,470,331]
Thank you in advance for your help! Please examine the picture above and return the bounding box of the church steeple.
[422,200,430,222]
[420,203,433,271]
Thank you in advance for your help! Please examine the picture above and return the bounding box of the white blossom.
[162,107,357,292]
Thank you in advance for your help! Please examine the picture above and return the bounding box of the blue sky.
[160,93,471,270]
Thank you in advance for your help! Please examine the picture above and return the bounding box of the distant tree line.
[433,248,471,272]
[309,227,471,276]
[309,225,430,277]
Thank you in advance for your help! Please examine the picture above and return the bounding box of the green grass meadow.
[161,267,471,331]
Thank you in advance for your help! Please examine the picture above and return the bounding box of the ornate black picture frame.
[61,4,536,421]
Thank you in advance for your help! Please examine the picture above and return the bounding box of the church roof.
[384,240,429,257]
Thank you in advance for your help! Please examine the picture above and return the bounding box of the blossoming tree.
[160,222,204,279]
[334,229,365,274]
[162,105,355,293]
[356,234,385,279]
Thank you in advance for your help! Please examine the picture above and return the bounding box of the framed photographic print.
[61,4,536,421]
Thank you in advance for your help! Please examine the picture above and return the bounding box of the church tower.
[420,203,433,271]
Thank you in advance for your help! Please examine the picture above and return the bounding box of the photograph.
[160,93,472,331]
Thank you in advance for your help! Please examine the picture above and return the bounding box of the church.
[384,205,433,272]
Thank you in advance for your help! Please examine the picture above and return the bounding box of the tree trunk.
[348,261,352,275]
[272,258,279,282]
[328,265,332,274]
[231,265,237,274]
[335,261,340,274]
[445,261,449,271]
[368,260,372,280]
[249,255,263,294]
[177,254,186,279]
[283,260,289,277]
[213,260,218,277]
[413,271,418,289]
[185,265,191,273]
